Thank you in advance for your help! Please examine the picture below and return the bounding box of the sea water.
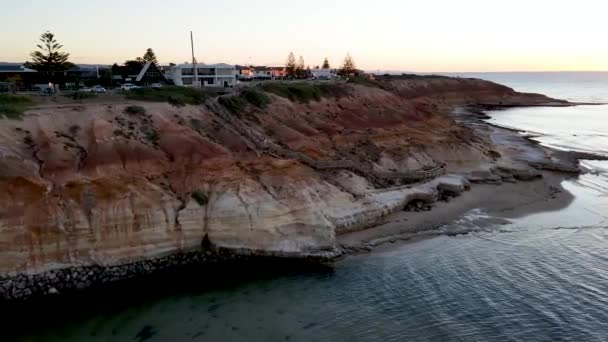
[8,73,608,342]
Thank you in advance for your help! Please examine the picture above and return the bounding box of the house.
[111,61,167,86]
[311,68,338,80]
[0,63,37,90]
[235,66,285,81]
[168,63,236,87]
[269,67,286,79]
[252,66,272,80]
[235,65,254,80]
[65,65,111,87]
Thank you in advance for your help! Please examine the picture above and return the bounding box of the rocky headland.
[0,75,597,300]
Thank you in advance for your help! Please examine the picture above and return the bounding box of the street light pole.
[191,31,199,87]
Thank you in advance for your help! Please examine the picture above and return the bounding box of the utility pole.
[191,31,199,87]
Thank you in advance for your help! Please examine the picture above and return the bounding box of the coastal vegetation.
[219,89,270,113]
[260,82,347,102]
[0,94,32,119]
[126,86,208,106]
[347,76,391,90]
[64,91,97,100]
[124,105,146,115]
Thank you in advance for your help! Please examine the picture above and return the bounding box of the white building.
[167,63,237,87]
[311,68,338,80]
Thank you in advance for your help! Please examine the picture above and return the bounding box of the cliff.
[0,76,567,298]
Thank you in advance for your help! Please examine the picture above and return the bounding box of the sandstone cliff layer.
[0,76,565,281]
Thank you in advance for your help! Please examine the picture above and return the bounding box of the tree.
[29,31,73,81]
[296,56,305,78]
[124,60,144,68]
[285,52,296,77]
[322,57,330,69]
[339,54,356,76]
[142,48,158,63]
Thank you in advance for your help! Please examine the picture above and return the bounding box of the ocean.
[8,72,608,342]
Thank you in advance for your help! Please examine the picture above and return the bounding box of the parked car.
[42,87,55,95]
[120,83,139,91]
[78,87,92,93]
[91,85,106,93]
[150,83,163,89]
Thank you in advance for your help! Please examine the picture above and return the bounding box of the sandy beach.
[337,105,604,252]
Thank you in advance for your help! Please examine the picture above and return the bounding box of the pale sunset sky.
[2,0,608,72]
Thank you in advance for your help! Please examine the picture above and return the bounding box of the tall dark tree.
[29,31,73,81]
[124,60,145,68]
[142,48,158,63]
[296,56,305,78]
[285,52,296,77]
[339,54,356,76]
[322,57,330,69]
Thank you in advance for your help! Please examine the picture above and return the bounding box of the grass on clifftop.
[126,86,208,106]
[260,82,348,103]
[347,76,392,90]
[64,92,98,100]
[0,94,32,119]
[219,89,270,114]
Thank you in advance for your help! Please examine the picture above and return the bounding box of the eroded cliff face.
[0,77,563,276]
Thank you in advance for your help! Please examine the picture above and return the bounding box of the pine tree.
[296,56,305,78]
[339,54,356,76]
[142,48,158,64]
[322,57,330,69]
[285,52,296,77]
[29,31,73,81]
[305,66,312,79]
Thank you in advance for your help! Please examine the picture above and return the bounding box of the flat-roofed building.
[168,63,237,87]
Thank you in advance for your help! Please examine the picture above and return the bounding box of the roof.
[175,63,235,69]
[0,64,37,73]
[136,62,168,82]
[66,65,110,72]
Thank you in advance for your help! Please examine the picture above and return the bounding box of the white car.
[120,83,140,91]
[79,87,92,92]
[91,85,106,93]
[151,83,163,89]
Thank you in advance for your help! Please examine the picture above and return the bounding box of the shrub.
[191,190,208,206]
[240,89,270,108]
[260,82,347,103]
[168,95,186,107]
[218,95,247,114]
[124,105,146,115]
[0,94,32,119]
[347,76,391,90]
[189,118,204,131]
[140,127,159,145]
[126,86,207,106]
[65,92,97,100]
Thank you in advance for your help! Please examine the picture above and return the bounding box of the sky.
[2,0,608,72]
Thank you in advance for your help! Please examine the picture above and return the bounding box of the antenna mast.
[191,31,199,87]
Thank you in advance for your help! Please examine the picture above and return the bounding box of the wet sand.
[337,105,596,251]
